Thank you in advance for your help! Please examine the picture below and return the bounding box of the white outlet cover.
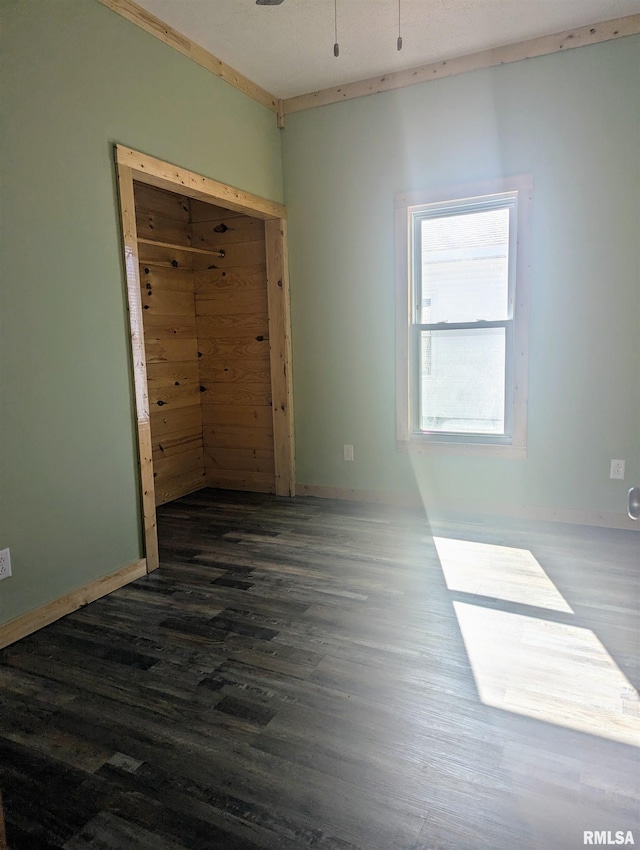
[0,547,11,579]
[610,459,625,480]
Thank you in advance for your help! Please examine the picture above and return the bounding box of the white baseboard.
[295,484,638,531]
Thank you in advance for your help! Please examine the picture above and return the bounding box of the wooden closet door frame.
[115,145,295,572]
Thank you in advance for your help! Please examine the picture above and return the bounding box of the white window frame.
[396,175,533,458]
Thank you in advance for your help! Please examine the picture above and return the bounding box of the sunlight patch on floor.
[453,601,639,746]
[433,536,573,613]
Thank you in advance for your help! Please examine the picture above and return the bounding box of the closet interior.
[133,181,276,505]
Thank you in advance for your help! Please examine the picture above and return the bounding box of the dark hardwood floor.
[1,489,638,850]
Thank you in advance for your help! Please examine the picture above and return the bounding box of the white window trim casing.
[395,175,533,459]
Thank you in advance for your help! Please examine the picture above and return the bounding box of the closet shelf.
[137,237,224,257]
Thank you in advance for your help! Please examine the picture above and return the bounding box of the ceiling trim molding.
[283,14,640,115]
[98,0,279,112]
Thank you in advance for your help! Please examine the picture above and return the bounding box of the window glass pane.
[420,208,509,323]
[420,327,506,434]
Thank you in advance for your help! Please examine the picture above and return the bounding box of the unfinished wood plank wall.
[191,199,275,493]
[134,182,206,505]
[133,183,276,504]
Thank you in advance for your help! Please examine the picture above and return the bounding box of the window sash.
[395,174,532,457]
[410,196,517,441]
[412,196,517,326]
[411,321,514,441]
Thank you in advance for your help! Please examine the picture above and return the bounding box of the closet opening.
[115,146,294,572]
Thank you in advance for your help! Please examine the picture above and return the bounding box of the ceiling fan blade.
[256,0,285,5]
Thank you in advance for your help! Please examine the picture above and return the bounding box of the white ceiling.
[135,0,640,99]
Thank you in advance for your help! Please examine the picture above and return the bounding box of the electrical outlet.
[610,459,625,480]
[343,444,354,462]
[0,548,11,580]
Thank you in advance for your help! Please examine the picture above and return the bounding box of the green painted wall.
[1,3,637,629]
[0,0,283,624]
[283,37,640,519]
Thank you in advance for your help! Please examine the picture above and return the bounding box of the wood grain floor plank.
[1,489,638,849]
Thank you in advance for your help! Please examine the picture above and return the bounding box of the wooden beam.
[284,14,640,115]
[116,146,287,221]
[265,219,295,496]
[0,560,147,650]
[116,163,160,571]
[97,0,278,113]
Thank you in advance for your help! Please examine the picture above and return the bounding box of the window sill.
[397,438,527,460]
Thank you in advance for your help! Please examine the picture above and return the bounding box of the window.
[396,176,532,457]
